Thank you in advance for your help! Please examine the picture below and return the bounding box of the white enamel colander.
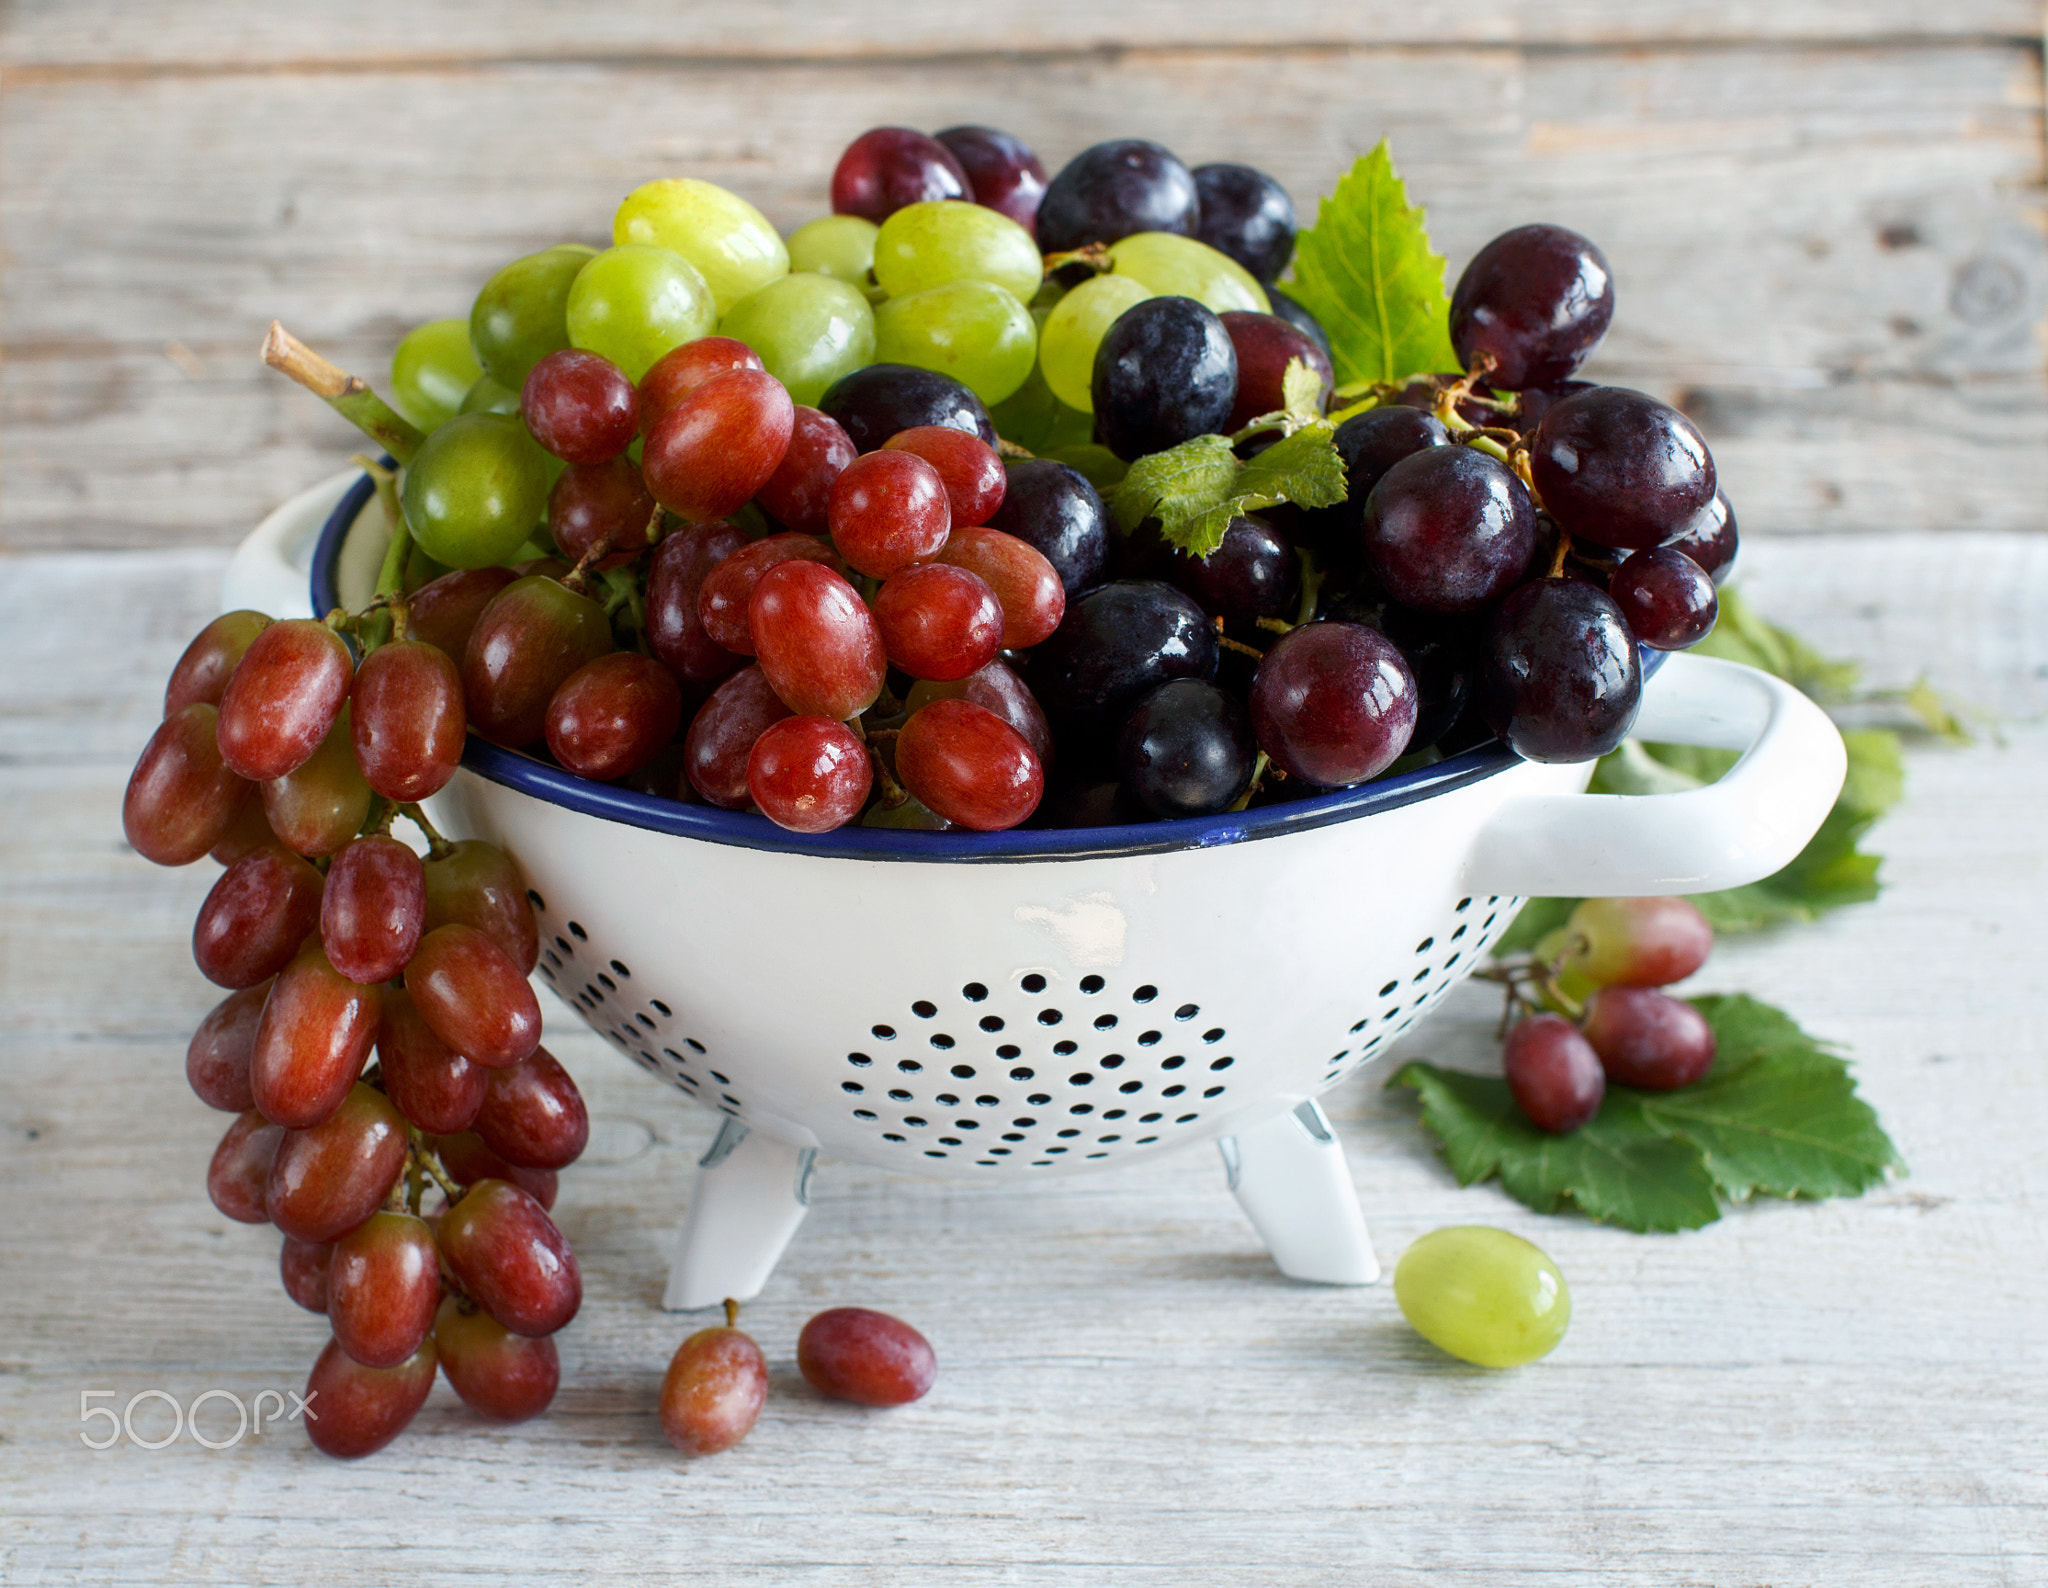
[227,470,1846,1309]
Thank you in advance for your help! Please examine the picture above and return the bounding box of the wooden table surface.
[3,5,2046,1584]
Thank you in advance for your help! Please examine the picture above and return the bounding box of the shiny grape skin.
[166,611,271,716]
[329,1211,442,1370]
[1295,406,1453,564]
[1117,679,1257,819]
[544,653,685,780]
[248,942,381,1129]
[405,924,542,1069]
[548,457,657,570]
[986,460,1111,596]
[208,796,280,868]
[758,406,858,536]
[1091,296,1239,462]
[188,982,269,1112]
[208,1108,285,1223]
[1582,988,1716,1090]
[437,1178,581,1337]
[873,564,1004,682]
[684,665,795,808]
[642,368,795,523]
[215,618,355,782]
[1530,386,1717,552]
[797,1307,937,1406]
[303,1335,437,1460]
[1611,546,1718,650]
[882,425,1007,528]
[421,840,540,975]
[405,567,517,662]
[475,1048,590,1171]
[435,1295,560,1422]
[895,698,1044,831]
[1218,311,1332,432]
[1029,580,1220,732]
[638,336,765,431]
[1191,163,1297,283]
[647,520,752,682]
[1509,379,1596,440]
[462,575,614,748]
[1503,1014,1606,1134]
[280,1236,333,1313]
[125,703,251,865]
[819,363,998,452]
[662,1325,770,1455]
[932,527,1065,649]
[321,835,426,986]
[1036,138,1200,253]
[831,126,970,222]
[434,1130,558,1210]
[697,532,846,655]
[1168,514,1300,627]
[1449,225,1615,390]
[1562,896,1713,988]
[746,716,873,833]
[1665,489,1739,585]
[935,124,1048,229]
[1393,1227,1571,1369]
[260,707,371,857]
[1361,445,1537,614]
[826,449,953,578]
[265,1082,410,1244]
[1265,287,1333,365]
[1248,622,1419,787]
[1477,578,1643,763]
[905,660,1054,767]
[520,348,639,464]
[192,844,325,989]
[748,561,887,720]
[377,987,486,1135]
[350,640,466,804]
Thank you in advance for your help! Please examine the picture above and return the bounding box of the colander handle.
[1462,653,1848,898]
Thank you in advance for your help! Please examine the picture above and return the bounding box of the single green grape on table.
[786,214,881,292]
[469,245,593,391]
[719,272,877,407]
[390,319,481,432]
[1107,231,1269,316]
[872,200,1044,305]
[566,243,717,381]
[1038,273,1154,412]
[1393,1226,1571,1368]
[613,178,789,314]
[399,413,550,569]
[872,279,1037,406]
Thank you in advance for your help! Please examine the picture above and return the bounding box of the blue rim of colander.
[315,467,1658,862]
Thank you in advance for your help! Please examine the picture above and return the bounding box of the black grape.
[1035,139,1199,253]
[1530,386,1716,552]
[1610,546,1718,650]
[1361,445,1537,613]
[1028,581,1219,733]
[1091,297,1238,462]
[1477,579,1642,763]
[987,459,1112,595]
[1666,489,1739,585]
[1191,163,1297,283]
[1118,680,1257,818]
[819,363,997,452]
[1449,225,1615,389]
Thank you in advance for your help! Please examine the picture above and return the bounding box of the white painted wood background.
[2,5,2045,1584]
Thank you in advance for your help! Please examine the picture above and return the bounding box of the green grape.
[873,201,1043,306]
[458,376,520,417]
[718,272,876,408]
[1038,274,1154,412]
[1532,929,1598,1006]
[391,319,482,432]
[1106,233,1269,316]
[787,215,880,291]
[469,246,592,391]
[400,414,550,569]
[564,243,717,382]
[988,345,1094,456]
[613,179,789,314]
[872,281,1036,406]
[1393,1226,1571,1369]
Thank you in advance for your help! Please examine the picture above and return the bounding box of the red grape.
[405,566,517,661]
[462,575,614,748]
[544,652,684,780]
[746,716,873,833]
[549,456,658,570]
[124,703,251,866]
[1503,1013,1606,1134]
[643,368,794,524]
[872,563,1003,681]
[831,126,970,221]
[377,987,487,1134]
[1360,446,1536,614]
[904,659,1053,767]
[421,840,539,976]
[207,794,280,868]
[474,1048,589,1171]
[935,124,1047,229]
[215,618,354,781]
[638,336,764,432]
[749,560,887,720]
[191,845,325,990]
[166,611,271,716]
[261,706,372,857]
[187,981,270,1113]
[895,699,1043,831]
[437,1178,581,1337]
[1611,546,1718,651]
[435,1295,560,1422]
[249,941,382,1129]
[434,1130,557,1210]
[1582,988,1716,1090]
[1561,897,1713,988]
[660,1324,768,1454]
[405,924,542,1068]
[321,834,426,985]
[280,1235,333,1312]
[827,448,951,578]
[882,426,1006,528]
[303,1335,437,1460]
[266,1081,409,1243]
[207,1108,285,1223]
[350,639,466,802]
[1248,622,1418,787]
[797,1306,936,1405]
[1218,310,1333,432]
[932,527,1064,649]
[646,520,751,684]
[521,348,639,464]
[683,665,794,808]
[757,406,857,536]
[329,1211,442,1369]
[1666,489,1738,585]
[1164,514,1300,628]
[696,532,844,656]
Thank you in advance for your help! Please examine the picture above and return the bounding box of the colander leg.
[663,1118,817,1311]
[1219,1100,1380,1285]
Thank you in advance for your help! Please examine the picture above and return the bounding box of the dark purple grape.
[1611,546,1718,650]
[1118,679,1256,818]
[1361,446,1536,614]
[1168,514,1299,626]
[1449,225,1615,390]
[1092,297,1238,462]
[1265,288,1333,365]
[1036,139,1199,253]
[1477,578,1642,763]
[1191,163,1296,283]
[986,459,1110,595]
[1293,406,1451,561]
[1249,622,1418,787]
[1322,590,1478,750]
[831,127,970,222]
[1666,489,1738,585]
[1028,581,1219,733]
[1511,380,1597,438]
[1582,988,1716,1090]
[1503,1014,1605,1134]
[548,456,658,569]
[1218,311,1332,433]
[935,124,1048,230]
[818,363,996,452]
[1530,386,1717,553]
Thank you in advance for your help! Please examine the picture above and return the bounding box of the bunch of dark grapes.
[125,595,585,1459]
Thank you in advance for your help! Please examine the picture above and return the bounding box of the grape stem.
[415,1146,465,1205]
[1292,546,1323,628]
[261,322,425,466]
[1547,526,1576,580]
[1215,629,1266,662]
[1225,751,1271,813]
[1039,242,1111,277]
[399,801,456,861]
[994,438,1036,460]
[723,1298,740,1329]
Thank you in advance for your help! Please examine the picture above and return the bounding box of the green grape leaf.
[1281,356,1326,421]
[1286,141,1461,387]
[1110,421,1346,559]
